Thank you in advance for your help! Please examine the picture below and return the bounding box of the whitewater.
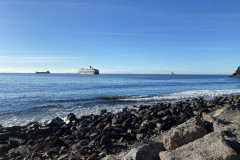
[0,73,240,126]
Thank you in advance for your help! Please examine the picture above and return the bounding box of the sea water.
[1,73,240,126]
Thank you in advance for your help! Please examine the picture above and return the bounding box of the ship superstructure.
[77,66,99,75]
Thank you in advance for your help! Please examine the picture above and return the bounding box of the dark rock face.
[1,95,240,159]
[231,66,240,77]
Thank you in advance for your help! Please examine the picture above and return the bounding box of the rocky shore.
[1,95,240,160]
[231,66,240,77]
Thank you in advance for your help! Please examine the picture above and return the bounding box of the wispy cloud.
[195,48,228,51]
[67,31,159,37]
[150,26,237,31]
[150,13,240,31]
[0,56,74,63]
[154,13,240,19]
[67,2,104,9]
[0,0,129,11]
[0,0,64,6]
[67,1,137,12]
[0,50,72,55]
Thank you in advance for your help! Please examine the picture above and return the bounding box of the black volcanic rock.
[231,66,240,77]
[1,95,240,159]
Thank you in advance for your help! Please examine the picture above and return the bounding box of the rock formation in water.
[231,66,240,77]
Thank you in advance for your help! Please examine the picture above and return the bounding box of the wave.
[31,104,66,109]
[98,96,132,100]
[2,89,240,127]
[43,96,132,103]
[123,89,240,102]
[46,98,93,103]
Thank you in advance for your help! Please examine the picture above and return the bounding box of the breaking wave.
[123,89,240,102]
[1,89,240,127]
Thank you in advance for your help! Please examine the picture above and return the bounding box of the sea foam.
[123,89,240,102]
[1,89,240,127]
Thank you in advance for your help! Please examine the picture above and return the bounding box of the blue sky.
[0,0,240,74]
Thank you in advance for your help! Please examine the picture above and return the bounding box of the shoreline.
[2,88,240,127]
[1,94,240,159]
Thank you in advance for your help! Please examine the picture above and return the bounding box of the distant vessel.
[36,71,50,74]
[77,66,99,75]
[170,72,175,75]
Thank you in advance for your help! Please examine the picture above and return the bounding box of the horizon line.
[0,72,231,75]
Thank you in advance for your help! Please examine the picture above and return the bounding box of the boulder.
[202,114,215,123]
[213,119,234,133]
[74,130,85,141]
[0,144,9,154]
[102,155,119,160]
[100,109,107,114]
[163,116,207,150]
[112,115,124,126]
[103,142,165,160]
[26,122,40,130]
[231,66,240,77]
[136,133,145,140]
[134,142,165,160]
[86,153,100,160]
[159,132,240,160]
[0,132,25,141]
[8,137,24,148]
[57,154,69,160]
[45,117,63,126]
[4,126,22,132]
[100,134,111,145]
[32,127,52,137]
[213,120,240,149]
[213,105,240,123]
[63,113,77,124]
[42,137,66,148]
[7,145,29,156]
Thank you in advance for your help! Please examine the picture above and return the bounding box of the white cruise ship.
[77,66,99,75]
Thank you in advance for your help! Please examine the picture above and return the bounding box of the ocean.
[1,73,240,127]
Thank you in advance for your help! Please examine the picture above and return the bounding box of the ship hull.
[36,71,50,74]
[77,70,99,75]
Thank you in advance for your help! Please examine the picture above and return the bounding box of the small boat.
[36,71,50,74]
[170,72,175,75]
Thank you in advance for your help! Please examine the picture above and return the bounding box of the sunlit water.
[1,73,240,126]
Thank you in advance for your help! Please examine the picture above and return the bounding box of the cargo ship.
[77,66,99,75]
[36,71,50,74]
[170,72,175,75]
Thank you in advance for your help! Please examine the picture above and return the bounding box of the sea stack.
[231,66,240,77]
